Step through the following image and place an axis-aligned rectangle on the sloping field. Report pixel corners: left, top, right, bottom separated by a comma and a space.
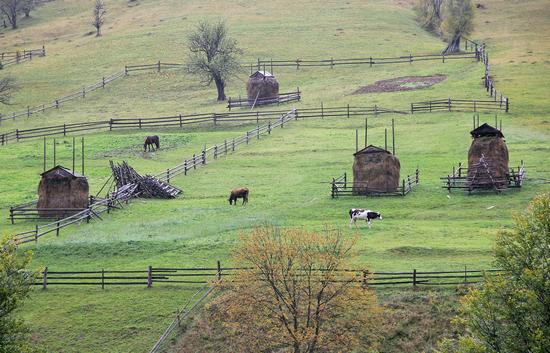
0, 0, 549, 352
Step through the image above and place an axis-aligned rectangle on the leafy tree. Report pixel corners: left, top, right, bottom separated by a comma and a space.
439, 192, 550, 353
0, 235, 35, 353
207, 227, 381, 353
416, 0, 443, 32
0, 77, 18, 105
186, 20, 242, 101
91, 0, 105, 37
441, 0, 475, 54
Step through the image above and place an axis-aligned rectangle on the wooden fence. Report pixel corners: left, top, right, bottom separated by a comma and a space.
0, 71, 124, 124
33, 262, 503, 289
410, 98, 509, 113
12, 187, 136, 244
0, 104, 406, 145
227, 90, 301, 110
441, 161, 525, 193
330, 168, 420, 198
248, 51, 479, 72
0, 46, 45, 68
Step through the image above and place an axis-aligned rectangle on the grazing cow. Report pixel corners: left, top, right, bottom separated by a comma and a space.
144, 135, 160, 152
229, 187, 249, 205
349, 208, 382, 228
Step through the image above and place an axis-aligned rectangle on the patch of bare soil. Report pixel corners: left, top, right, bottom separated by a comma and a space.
353, 75, 447, 94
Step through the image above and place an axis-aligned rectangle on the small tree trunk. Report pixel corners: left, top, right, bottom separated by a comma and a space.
214, 76, 226, 101
96, 26, 101, 37
443, 34, 461, 54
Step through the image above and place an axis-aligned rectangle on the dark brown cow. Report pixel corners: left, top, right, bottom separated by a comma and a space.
229, 187, 249, 205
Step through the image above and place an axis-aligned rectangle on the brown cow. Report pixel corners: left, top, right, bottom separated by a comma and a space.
228, 187, 249, 205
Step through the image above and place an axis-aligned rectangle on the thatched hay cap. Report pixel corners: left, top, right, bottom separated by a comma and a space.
470, 123, 504, 138
249, 70, 274, 79
353, 145, 391, 156
41, 165, 84, 178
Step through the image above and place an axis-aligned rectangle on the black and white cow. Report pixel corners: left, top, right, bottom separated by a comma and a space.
349, 208, 382, 228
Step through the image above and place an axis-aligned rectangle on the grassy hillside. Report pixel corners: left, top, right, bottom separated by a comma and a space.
0, 0, 549, 352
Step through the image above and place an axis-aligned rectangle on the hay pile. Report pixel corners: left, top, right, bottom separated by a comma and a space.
247, 71, 279, 101
37, 166, 89, 218
467, 136, 509, 188
353, 146, 401, 194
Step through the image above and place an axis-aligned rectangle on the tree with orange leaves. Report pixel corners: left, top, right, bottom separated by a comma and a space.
206, 227, 381, 353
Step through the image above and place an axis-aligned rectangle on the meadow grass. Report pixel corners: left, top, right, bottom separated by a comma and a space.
1, 0, 549, 351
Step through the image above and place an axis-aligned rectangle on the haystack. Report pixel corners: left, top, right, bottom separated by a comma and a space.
352, 145, 400, 194
247, 71, 279, 102
467, 124, 509, 189
37, 166, 89, 218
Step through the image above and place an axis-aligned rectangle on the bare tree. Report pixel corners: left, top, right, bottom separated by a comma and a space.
20, 0, 34, 18
416, 0, 444, 32
0, 0, 21, 29
0, 77, 18, 105
91, 0, 105, 37
187, 20, 243, 101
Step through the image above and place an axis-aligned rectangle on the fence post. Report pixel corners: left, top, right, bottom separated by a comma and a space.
109, 119, 113, 131
224, 139, 227, 154
124, 65, 128, 75
402, 179, 405, 196
448, 98, 451, 112
321, 102, 324, 119
413, 269, 417, 287
217, 260, 222, 280
506, 98, 509, 113
27, 106, 30, 118
82, 87, 86, 98
464, 265, 467, 284
331, 178, 336, 198
179, 114, 183, 127
147, 266, 153, 288
16, 129, 19, 141
167, 168, 170, 183
55, 99, 59, 109
102, 77, 105, 88
473, 100, 476, 112
9, 207, 13, 224
42, 267, 48, 290
193, 154, 196, 169
184, 159, 188, 175
56, 220, 60, 236
102, 269, 105, 289
347, 104, 350, 118
363, 270, 368, 287
157, 60, 161, 72
344, 172, 347, 188
202, 149, 206, 164
138, 118, 142, 129
214, 145, 218, 159
268, 121, 271, 134
410, 103, 414, 114
35, 225, 39, 242
246, 131, 249, 144
232, 138, 235, 151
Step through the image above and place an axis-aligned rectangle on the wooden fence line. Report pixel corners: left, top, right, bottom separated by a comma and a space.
0, 46, 46, 68
331, 168, 420, 198
227, 90, 301, 110
0, 104, 406, 145
410, 98, 509, 113
0, 71, 124, 124
33, 262, 504, 289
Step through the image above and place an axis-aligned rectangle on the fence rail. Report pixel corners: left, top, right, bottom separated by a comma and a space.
331, 168, 420, 198
227, 90, 301, 110
33, 262, 504, 289
0, 104, 406, 145
0, 46, 45, 68
410, 98, 509, 113
441, 161, 525, 193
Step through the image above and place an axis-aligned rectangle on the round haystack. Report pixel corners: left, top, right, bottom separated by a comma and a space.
467, 124, 509, 189
352, 145, 401, 194
247, 71, 279, 101
37, 166, 89, 218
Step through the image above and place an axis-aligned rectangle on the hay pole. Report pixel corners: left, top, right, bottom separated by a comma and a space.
392, 118, 395, 156
81, 138, 85, 176
384, 128, 388, 151
364, 117, 368, 147
43, 137, 46, 172
72, 137, 76, 173
355, 129, 358, 152
53, 138, 56, 167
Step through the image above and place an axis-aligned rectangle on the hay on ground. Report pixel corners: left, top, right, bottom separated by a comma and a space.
353, 145, 401, 194
37, 166, 89, 218
247, 71, 279, 101
467, 124, 509, 189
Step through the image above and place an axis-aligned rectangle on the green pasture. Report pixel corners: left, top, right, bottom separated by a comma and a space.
0, 0, 549, 352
